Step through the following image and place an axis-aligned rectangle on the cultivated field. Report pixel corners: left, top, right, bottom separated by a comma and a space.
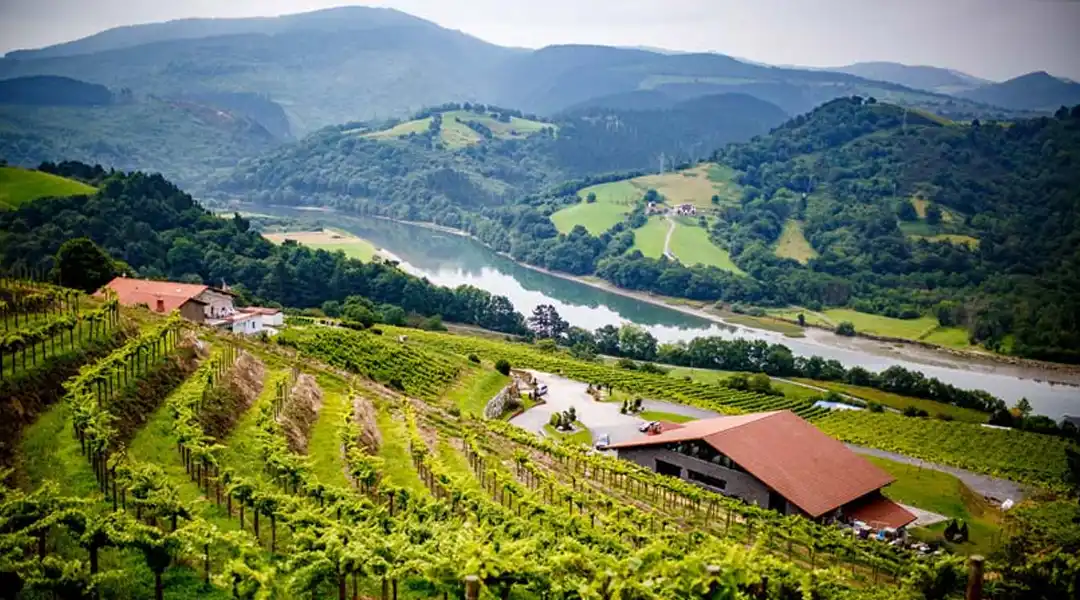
263, 228, 380, 261
0, 166, 96, 210
629, 216, 669, 258
363, 110, 553, 149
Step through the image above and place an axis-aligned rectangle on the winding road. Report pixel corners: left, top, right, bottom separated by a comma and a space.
662, 215, 677, 260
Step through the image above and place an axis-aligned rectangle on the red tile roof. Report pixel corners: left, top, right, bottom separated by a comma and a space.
608, 411, 895, 517
100, 277, 208, 313
845, 494, 917, 530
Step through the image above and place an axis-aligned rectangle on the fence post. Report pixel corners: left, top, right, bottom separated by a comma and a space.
464, 575, 480, 600
965, 555, 984, 600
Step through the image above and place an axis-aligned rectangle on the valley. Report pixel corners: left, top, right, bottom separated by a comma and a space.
1, 6, 1079, 599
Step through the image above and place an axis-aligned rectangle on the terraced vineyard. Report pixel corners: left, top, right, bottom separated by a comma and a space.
3, 278, 1073, 599
817, 410, 1079, 489
381, 326, 830, 420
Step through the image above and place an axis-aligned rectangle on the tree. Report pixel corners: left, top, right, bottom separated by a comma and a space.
1012, 398, 1033, 420
618, 324, 657, 361
527, 304, 567, 340
495, 359, 511, 376
925, 203, 942, 225
585, 192, 597, 204
835, 321, 856, 336
896, 199, 918, 222
797, 313, 805, 327
53, 238, 117, 292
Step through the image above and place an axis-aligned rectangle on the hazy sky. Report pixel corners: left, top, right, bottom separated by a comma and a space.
1, 0, 1078, 81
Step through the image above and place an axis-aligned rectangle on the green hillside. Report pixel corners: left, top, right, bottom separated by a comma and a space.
362, 109, 555, 149
0, 166, 95, 209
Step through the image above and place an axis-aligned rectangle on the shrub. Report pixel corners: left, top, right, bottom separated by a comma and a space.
835, 321, 856, 336
868, 401, 885, 413
616, 357, 638, 370
638, 362, 669, 375
903, 406, 929, 418
586, 192, 597, 203
549, 413, 561, 427
495, 359, 511, 376
468, 353, 481, 364
369, 328, 383, 335
535, 339, 558, 353
448, 406, 460, 417
935, 412, 955, 421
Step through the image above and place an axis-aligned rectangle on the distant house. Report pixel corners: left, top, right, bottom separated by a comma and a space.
674, 203, 697, 216
100, 277, 276, 335
607, 411, 916, 532
645, 201, 662, 215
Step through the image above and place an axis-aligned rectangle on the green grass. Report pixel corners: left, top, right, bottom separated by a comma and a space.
867, 456, 1001, 555
544, 421, 592, 446
791, 379, 988, 423
630, 216, 670, 258
435, 439, 483, 492
305, 373, 351, 488
444, 366, 511, 417
774, 219, 818, 264
909, 234, 980, 249
551, 180, 640, 235
920, 326, 975, 349
0, 166, 95, 210
374, 404, 429, 496
720, 314, 805, 337
638, 410, 696, 424
668, 222, 744, 274
263, 228, 379, 261
822, 309, 939, 339
19, 403, 100, 496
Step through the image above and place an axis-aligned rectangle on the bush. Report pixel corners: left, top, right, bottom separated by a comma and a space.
835, 321, 856, 336
549, 413, 561, 427
616, 357, 639, 370
448, 406, 461, 417
638, 362, 669, 375
935, 412, 955, 421
868, 401, 884, 413
534, 339, 558, 353
468, 353, 481, 364
902, 406, 929, 418
369, 328, 383, 335
495, 359, 511, 376
586, 192, 597, 204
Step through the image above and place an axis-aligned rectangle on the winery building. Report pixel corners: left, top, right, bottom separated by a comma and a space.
607, 411, 916, 531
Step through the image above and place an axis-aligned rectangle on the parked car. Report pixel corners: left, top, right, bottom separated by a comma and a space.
594, 434, 610, 449
638, 421, 658, 433
534, 383, 548, 397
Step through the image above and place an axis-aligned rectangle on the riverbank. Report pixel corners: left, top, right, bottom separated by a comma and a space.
368, 213, 1080, 386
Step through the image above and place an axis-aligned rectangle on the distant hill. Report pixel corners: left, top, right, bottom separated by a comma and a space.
0, 95, 279, 190
0, 75, 114, 106
0, 165, 96, 210
828, 62, 988, 95
0, 7, 1029, 135
959, 71, 1080, 111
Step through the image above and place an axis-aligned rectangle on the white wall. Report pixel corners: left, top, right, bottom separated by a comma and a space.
197, 289, 236, 319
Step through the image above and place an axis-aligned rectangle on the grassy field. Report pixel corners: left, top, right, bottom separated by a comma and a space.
668, 221, 744, 274
774, 219, 818, 264
638, 410, 696, 424
551, 180, 640, 235
263, 228, 380, 261
551, 162, 745, 235
363, 110, 552, 149
0, 166, 96, 210
630, 216, 670, 258
444, 366, 511, 417
719, 313, 805, 337
868, 456, 1001, 555
792, 379, 989, 423
768, 307, 975, 350
665, 366, 825, 403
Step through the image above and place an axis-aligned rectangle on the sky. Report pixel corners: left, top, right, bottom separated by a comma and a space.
1, 0, 1078, 81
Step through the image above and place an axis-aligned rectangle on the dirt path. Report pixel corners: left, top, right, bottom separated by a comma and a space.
845, 444, 1027, 502
662, 215, 677, 260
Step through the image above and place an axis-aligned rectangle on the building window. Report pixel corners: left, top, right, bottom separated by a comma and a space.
655, 459, 682, 478
687, 470, 726, 490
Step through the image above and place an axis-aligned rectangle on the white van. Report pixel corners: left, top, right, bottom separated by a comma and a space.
534, 383, 548, 397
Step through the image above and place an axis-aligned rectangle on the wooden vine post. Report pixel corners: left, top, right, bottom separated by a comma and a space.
965, 555, 984, 600
464, 575, 480, 600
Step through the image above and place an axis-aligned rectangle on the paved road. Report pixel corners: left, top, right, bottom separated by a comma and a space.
509, 371, 719, 446
846, 444, 1027, 503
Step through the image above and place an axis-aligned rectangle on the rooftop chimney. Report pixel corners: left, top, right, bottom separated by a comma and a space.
156, 298, 165, 312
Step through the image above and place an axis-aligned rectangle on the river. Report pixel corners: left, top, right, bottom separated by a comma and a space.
256, 207, 1080, 419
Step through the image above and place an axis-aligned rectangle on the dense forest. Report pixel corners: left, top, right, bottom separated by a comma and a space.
0, 163, 527, 335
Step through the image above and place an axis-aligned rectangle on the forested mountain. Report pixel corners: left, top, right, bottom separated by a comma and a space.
959, 71, 1080, 112
211, 99, 786, 211
257, 97, 1080, 363
0, 75, 114, 106
828, 62, 987, 95
0, 94, 280, 189
1, 6, 1029, 138
0, 163, 527, 333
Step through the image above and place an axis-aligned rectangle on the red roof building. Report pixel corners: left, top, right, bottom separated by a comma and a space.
608, 411, 916, 530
